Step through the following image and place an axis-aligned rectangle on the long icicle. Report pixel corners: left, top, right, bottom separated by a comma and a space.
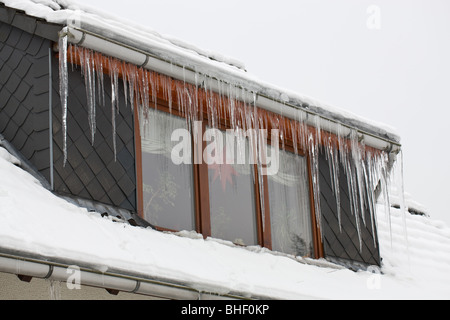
58, 30, 69, 166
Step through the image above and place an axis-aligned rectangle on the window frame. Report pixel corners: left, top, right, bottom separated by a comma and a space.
134, 75, 324, 258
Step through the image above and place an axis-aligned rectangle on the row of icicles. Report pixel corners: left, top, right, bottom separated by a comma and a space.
58, 36, 400, 254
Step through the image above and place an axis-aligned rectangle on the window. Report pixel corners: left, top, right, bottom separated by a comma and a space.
267, 149, 313, 257
139, 109, 195, 231
207, 129, 258, 246
131, 68, 319, 258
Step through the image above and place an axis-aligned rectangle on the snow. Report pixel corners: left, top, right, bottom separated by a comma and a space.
0, 146, 449, 299
0, 0, 400, 143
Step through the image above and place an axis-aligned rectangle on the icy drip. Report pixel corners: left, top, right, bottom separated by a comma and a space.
109, 58, 120, 161
78, 48, 97, 145
58, 33, 69, 166
363, 151, 378, 248
320, 122, 398, 252
392, 150, 410, 262
95, 53, 105, 108
323, 132, 342, 232
308, 115, 322, 233
349, 130, 364, 250
48, 279, 62, 300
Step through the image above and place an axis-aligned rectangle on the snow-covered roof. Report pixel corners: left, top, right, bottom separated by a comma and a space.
1, 145, 449, 299
0, 0, 400, 148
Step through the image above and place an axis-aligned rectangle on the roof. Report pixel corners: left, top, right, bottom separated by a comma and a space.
0, 0, 401, 149
0, 144, 449, 299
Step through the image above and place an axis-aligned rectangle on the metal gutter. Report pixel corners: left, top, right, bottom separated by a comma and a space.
61, 26, 401, 154
0, 251, 264, 300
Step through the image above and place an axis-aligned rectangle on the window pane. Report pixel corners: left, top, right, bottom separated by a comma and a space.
268, 149, 313, 257
208, 129, 257, 246
140, 110, 195, 231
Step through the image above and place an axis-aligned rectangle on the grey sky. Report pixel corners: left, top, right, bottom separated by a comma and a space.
75, 0, 450, 225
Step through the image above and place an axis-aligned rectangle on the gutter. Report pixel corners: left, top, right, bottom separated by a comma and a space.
61, 26, 401, 155
0, 252, 259, 300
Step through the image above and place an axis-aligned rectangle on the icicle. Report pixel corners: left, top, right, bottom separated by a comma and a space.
127, 66, 136, 112
58, 31, 69, 166
109, 58, 120, 161
121, 62, 128, 109
82, 48, 96, 145
324, 133, 342, 232
308, 115, 322, 234
351, 130, 367, 227
379, 152, 392, 248
95, 53, 105, 108
48, 279, 62, 300
363, 151, 377, 248
69, 43, 74, 72
346, 130, 363, 251
394, 150, 410, 264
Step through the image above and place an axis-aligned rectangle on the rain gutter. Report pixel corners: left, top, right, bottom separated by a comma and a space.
0, 251, 265, 300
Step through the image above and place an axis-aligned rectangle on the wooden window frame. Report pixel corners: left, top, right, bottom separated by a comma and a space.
133, 76, 324, 257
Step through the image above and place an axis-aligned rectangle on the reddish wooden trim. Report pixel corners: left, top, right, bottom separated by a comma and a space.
253, 164, 264, 246
196, 121, 211, 238
307, 152, 324, 259
261, 172, 272, 250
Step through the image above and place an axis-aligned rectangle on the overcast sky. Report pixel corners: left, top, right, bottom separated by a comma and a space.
74, 0, 450, 225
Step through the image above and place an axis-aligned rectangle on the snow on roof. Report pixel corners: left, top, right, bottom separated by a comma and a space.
1, 146, 449, 299
0, 0, 400, 145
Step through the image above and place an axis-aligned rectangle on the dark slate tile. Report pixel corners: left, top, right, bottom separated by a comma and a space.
66, 143, 83, 170
14, 56, 32, 78
0, 21, 12, 42
118, 174, 135, 197
0, 44, 13, 63
33, 111, 51, 133
13, 79, 32, 103
5, 72, 21, 93
3, 119, 19, 141
15, 29, 32, 51
31, 129, 50, 151
0, 8, 15, 25
74, 134, 93, 159
25, 35, 43, 56
86, 150, 104, 175
74, 160, 95, 186
117, 146, 134, 170
0, 88, 13, 113
30, 149, 50, 171
86, 178, 106, 202
32, 54, 49, 78
0, 96, 19, 119
11, 126, 28, 150
107, 184, 126, 206
11, 12, 36, 35
5, 49, 24, 71
107, 161, 126, 182
5, 25, 21, 47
